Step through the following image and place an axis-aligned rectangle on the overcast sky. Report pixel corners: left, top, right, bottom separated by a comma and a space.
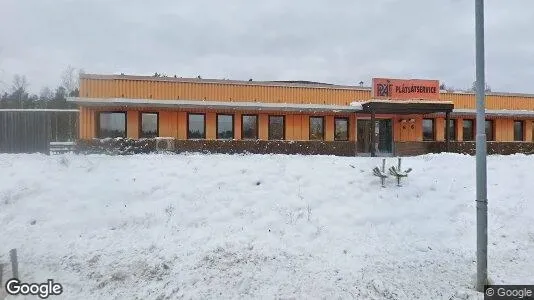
1, 0, 534, 94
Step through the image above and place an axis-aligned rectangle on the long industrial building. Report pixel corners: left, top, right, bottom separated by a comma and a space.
68, 74, 534, 156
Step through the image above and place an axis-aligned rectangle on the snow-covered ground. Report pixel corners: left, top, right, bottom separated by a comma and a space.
1, 153, 533, 299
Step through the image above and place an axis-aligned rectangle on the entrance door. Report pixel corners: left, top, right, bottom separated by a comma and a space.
357, 119, 393, 154
377, 119, 393, 153
357, 120, 373, 153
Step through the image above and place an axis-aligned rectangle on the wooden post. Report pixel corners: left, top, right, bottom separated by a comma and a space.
10, 249, 18, 279
371, 111, 376, 157
445, 111, 451, 152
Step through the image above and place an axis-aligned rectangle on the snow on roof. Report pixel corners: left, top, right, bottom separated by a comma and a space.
349, 101, 363, 109
68, 97, 363, 112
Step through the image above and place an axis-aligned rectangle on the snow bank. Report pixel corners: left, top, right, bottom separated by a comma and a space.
0, 153, 532, 299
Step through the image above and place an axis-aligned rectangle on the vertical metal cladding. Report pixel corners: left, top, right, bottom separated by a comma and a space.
441, 92, 534, 110
79, 77, 373, 105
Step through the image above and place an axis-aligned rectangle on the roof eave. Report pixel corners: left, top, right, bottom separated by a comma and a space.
67, 97, 362, 113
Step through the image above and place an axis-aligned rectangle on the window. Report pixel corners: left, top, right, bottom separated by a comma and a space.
444, 119, 456, 141
309, 116, 324, 140
422, 119, 435, 141
217, 114, 234, 139
485, 120, 494, 141
242, 115, 258, 140
140, 112, 158, 138
462, 119, 474, 141
268, 115, 284, 140
334, 117, 349, 141
98, 112, 126, 138
514, 120, 524, 141
188, 113, 205, 139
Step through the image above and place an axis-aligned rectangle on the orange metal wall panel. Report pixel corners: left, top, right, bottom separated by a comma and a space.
456, 118, 464, 141
350, 115, 357, 142
301, 115, 310, 141
296, 114, 305, 140
158, 111, 169, 137
436, 117, 445, 141
496, 119, 514, 141
398, 119, 408, 141
177, 112, 187, 139
285, 115, 295, 140
79, 79, 87, 97
159, 111, 178, 138
525, 121, 533, 142
258, 114, 268, 140
127, 111, 139, 139
206, 112, 216, 139
396, 116, 413, 142
88, 108, 96, 138
234, 112, 242, 140
83, 108, 89, 139
454, 118, 462, 141
442, 92, 534, 110
325, 115, 334, 141
79, 78, 378, 105
393, 116, 400, 141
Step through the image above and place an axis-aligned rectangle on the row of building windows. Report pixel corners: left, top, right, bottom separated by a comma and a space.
97, 112, 350, 141
422, 119, 530, 141
98, 112, 532, 142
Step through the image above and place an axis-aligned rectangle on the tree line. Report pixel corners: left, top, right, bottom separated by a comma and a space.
0, 66, 82, 110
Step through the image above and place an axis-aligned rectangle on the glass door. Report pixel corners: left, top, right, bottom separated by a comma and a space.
377, 119, 393, 153
357, 119, 393, 154
357, 120, 373, 153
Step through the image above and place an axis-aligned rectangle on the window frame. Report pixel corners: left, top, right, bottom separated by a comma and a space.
334, 117, 349, 141
309, 116, 325, 141
216, 113, 234, 140
462, 119, 475, 141
422, 118, 435, 141
445, 118, 457, 141
513, 120, 525, 141
97, 111, 127, 138
268, 115, 285, 140
187, 113, 206, 139
139, 112, 159, 138
485, 119, 495, 141
241, 114, 259, 140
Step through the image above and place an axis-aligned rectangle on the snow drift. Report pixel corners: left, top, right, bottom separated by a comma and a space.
0, 153, 532, 299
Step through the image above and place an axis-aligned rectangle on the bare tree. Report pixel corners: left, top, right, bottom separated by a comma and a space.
61, 65, 84, 96
39, 86, 53, 99
11, 75, 29, 108
0, 68, 8, 92
470, 81, 491, 93
11, 74, 28, 92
